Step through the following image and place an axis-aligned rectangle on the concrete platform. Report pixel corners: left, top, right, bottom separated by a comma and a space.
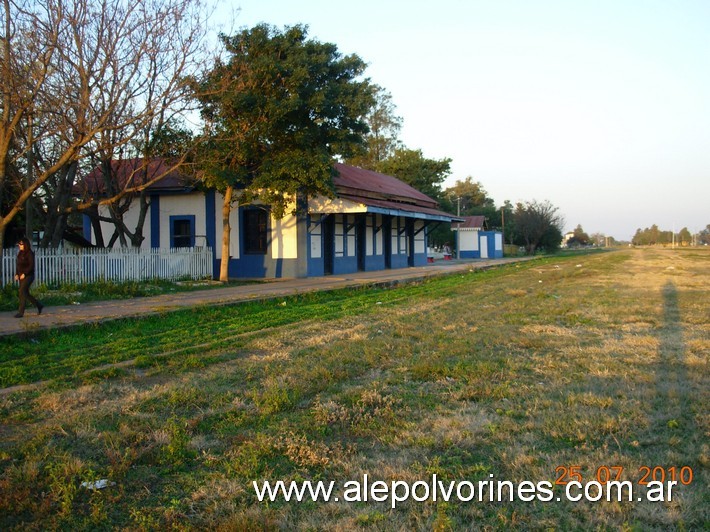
0, 257, 532, 337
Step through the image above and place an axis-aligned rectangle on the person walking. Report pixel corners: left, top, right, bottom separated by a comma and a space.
14, 237, 43, 318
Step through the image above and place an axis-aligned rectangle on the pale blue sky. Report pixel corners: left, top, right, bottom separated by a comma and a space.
217, 0, 709, 240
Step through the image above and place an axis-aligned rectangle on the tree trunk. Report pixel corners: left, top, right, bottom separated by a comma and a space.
295, 190, 309, 278
219, 185, 233, 282
128, 192, 150, 248
39, 161, 79, 248
86, 205, 105, 247
0, 223, 5, 285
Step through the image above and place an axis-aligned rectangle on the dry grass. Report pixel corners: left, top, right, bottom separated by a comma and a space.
0, 248, 707, 530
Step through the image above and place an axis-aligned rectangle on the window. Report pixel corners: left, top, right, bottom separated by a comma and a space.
170, 216, 195, 248
243, 208, 268, 254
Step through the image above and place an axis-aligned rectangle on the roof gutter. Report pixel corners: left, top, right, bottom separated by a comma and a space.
363, 205, 463, 223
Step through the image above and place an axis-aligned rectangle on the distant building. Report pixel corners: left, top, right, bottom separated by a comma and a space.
562, 231, 575, 246
453, 216, 503, 259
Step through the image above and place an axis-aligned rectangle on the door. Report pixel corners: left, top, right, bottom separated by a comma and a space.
323, 215, 335, 275
383, 217, 392, 269
356, 216, 366, 271
406, 219, 415, 267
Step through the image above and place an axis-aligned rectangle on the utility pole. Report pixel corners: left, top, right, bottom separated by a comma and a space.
501, 205, 505, 246
448, 193, 462, 259
455, 196, 461, 259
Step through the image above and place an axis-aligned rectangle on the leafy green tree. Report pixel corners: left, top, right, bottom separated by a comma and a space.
144, 119, 196, 159
567, 224, 590, 246
631, 227, 649, 246
442, 177, 495, 216
678, 227, 692, 245
347, 85, 402, 169
195, 24, 374, 280
512, 200, 564, 255
650, 225, 662, 244
375, 148, 451, 201
540, 222, 565, 253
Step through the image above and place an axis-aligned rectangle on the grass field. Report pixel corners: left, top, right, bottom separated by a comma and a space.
0, 248, 707, 530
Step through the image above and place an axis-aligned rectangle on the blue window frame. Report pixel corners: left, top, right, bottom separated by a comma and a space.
170, 215, 195, 248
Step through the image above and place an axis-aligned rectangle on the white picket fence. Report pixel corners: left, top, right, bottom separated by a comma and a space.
1, 246, 214, 287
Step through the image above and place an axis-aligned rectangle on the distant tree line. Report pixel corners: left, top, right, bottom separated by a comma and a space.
632, 225, 700, 246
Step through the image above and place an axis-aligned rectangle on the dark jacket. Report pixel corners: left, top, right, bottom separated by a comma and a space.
16, 249, 35, 277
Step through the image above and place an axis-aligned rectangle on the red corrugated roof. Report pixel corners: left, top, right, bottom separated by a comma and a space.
333, 163, 438, 208
76, 158, 193, 196
458, 215, 486, 229
332, 163, 459, 221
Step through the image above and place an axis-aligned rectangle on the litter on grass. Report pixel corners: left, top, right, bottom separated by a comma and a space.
81, 479, 115, 490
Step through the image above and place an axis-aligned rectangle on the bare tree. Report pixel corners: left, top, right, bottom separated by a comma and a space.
1, 0, 57, 246
0, 0, 212, 257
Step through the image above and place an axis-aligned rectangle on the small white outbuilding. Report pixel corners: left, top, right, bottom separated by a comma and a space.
453, 216, 504, 259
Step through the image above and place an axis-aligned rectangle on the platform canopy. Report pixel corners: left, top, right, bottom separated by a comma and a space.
309, 163, 463, 223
